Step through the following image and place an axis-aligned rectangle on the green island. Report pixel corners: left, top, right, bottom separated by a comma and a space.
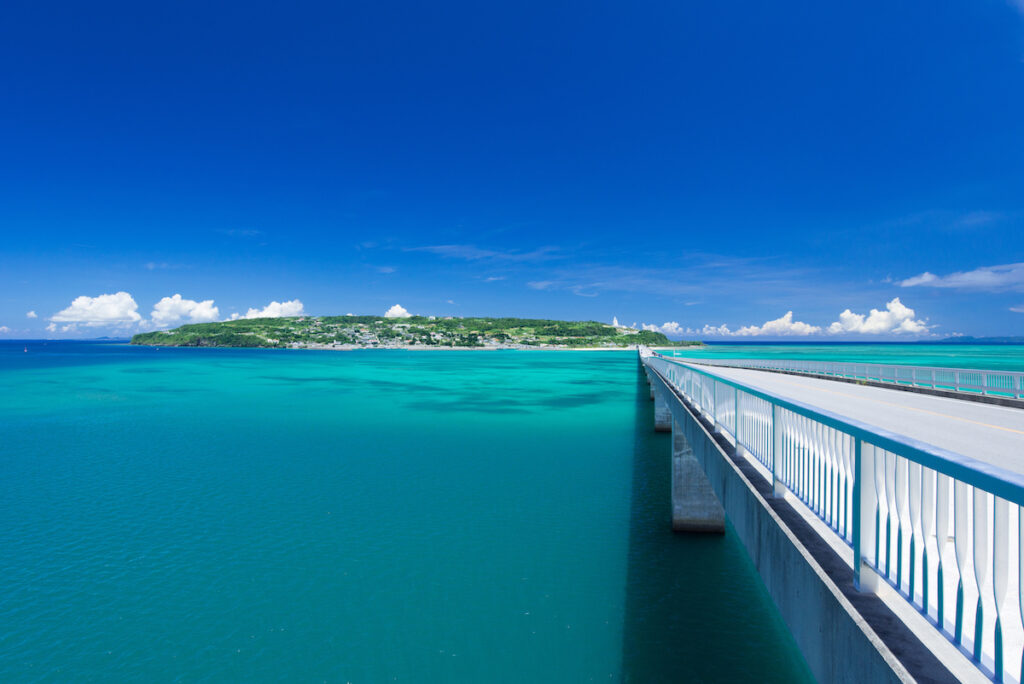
130, 316, 700, 350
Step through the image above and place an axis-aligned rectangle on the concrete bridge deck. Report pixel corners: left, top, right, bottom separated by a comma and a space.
689, 363, 1024, 476
643, 351, 1024, 683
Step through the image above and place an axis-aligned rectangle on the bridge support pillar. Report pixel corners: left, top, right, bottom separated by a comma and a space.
653, 388, 672, 432
672, 419, 725, 534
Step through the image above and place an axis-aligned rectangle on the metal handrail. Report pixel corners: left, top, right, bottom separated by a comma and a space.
641, 347, 1024, 682
659, 354, 1024, 399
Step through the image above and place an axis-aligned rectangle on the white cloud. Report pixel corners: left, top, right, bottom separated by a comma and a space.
735, 311, 821, 336
642, 321, 686, 336
384, 304, 412, 319
239, 299, 305, 319
26, 311, 37, 319
150, 294, 220, 328
0, 326, 9, 333
827, 298, 928, 335
484, 276, 505, 282
46, 322, 57, 332
51, 292, 142, 327
377, 266, 396, 274
527, 281, 554, 290
684, 314, 818, 338
407, 244, 558, 262
900, 263, 1024, 291
1010, 305, 1024, 314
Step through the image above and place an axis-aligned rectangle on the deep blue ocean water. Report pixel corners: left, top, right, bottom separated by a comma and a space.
0, 342, 813, 682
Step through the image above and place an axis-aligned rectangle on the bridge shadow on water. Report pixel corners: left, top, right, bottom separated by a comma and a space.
620, 372, 815, 683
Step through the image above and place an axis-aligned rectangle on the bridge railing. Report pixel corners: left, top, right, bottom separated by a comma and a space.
659, 354, 1024, 399
643, 349, 1024, 682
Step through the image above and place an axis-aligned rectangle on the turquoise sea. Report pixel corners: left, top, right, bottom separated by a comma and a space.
663, 343, 1024, 371
0, 342, 812, 683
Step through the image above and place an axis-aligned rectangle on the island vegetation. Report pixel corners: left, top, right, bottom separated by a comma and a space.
130, 316, 702, 350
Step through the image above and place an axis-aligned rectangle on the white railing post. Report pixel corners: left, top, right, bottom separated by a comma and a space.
993, 497, 1008, 680
972, 490, 991, 662
772, 403, 784, 497
854, 439, 879, 591
734, 387, 740, 446
935, 473, 951, 630
713, 380, 722, 434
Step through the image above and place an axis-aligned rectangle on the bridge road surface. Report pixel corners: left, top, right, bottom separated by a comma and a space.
679, 363, 1024, 477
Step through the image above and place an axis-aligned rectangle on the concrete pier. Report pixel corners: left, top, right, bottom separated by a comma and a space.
653, 388, 672, 432
671, 419, 725, 533
644, 370, 655, 399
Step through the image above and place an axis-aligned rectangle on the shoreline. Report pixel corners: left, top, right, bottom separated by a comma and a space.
126, 339, 706, 352
132, 343, 652, 352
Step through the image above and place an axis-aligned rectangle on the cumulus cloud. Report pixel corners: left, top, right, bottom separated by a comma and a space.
150, 294, 220, 328
900, 263, 1024, 291
51, 292, 142, 327
827, 298, 927, 335
642, 298, 932, 339
26, 311, 37, 319
699, 324, 733, 337
642, 321, 686, 336
384, 304, 412, 318
678, 313, 819, 338
735, 311, 821, 336
0, 326, 9, 333
235, 299, 305, 319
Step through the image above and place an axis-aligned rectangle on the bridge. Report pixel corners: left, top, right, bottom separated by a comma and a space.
639, 347, 1024, 684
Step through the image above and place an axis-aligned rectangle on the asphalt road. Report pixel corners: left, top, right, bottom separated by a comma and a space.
683, 364, 1024, 477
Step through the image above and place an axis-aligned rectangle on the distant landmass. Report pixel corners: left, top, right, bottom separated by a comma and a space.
935, 336, 1024, 345
130, 316, 700, 350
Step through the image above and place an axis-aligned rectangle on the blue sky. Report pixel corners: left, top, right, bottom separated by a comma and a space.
2, 1, 1023, 339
